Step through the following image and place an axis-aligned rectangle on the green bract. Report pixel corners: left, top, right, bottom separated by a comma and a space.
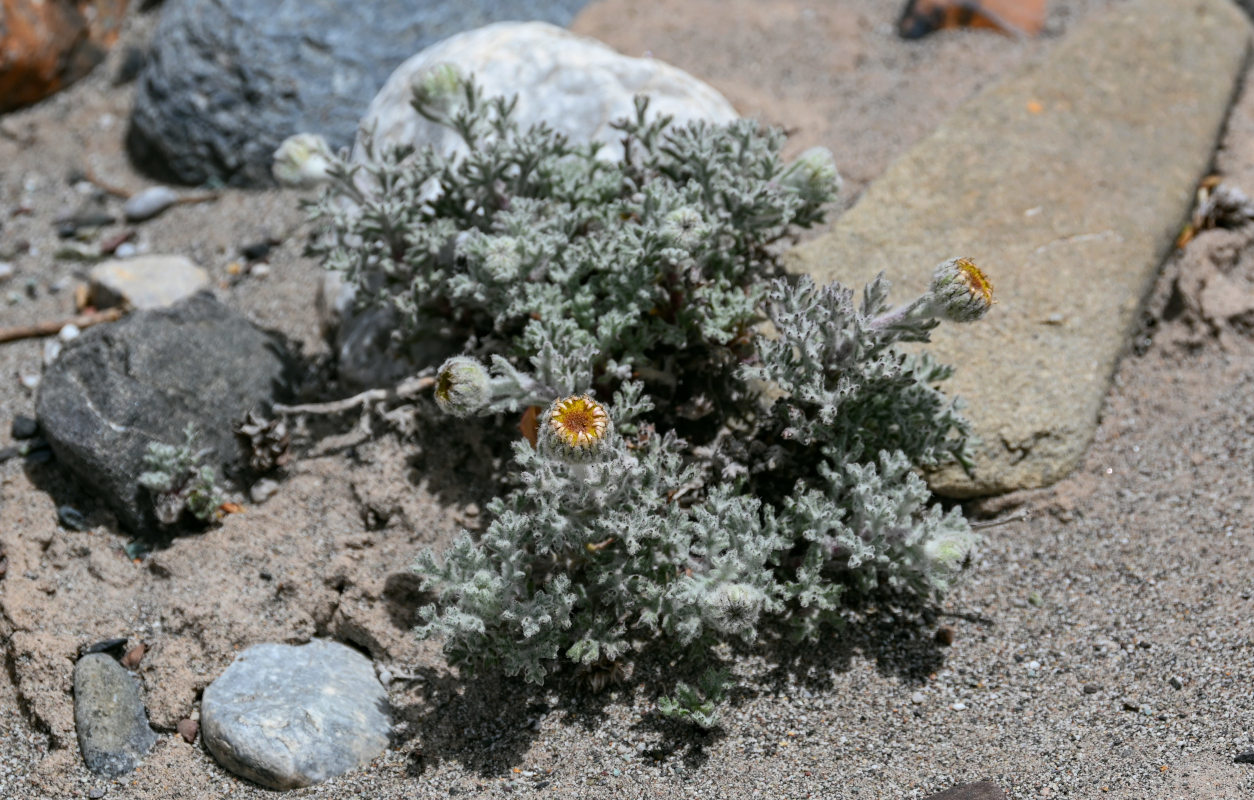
306, 79, 988, 728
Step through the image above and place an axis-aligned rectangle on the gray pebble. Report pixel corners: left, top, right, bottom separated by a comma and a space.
1236, 750, 1254, 764
58, 505, 90, 531
249, 478, 279, 504
201, 639, 390, 789
10, 415, 38, 440
123, 186, 180, 222
1168, 675, 1184, 690
73, 654, 157, 777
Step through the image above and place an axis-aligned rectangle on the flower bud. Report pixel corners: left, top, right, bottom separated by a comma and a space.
927, 257, 994, 323
411, 63, 464, 115
661, 207, 708, 250
781, 146, 841, 201
272, 133, 335, 189
701, 581, 763, 634
434, 357, 491, 417
923, 528, 976, 572
538, 395, 612, 463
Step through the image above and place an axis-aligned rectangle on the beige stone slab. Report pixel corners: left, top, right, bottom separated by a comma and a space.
787, 0, 1251, 496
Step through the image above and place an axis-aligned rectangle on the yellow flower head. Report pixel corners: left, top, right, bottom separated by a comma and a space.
540, 395, 612, 463
929, 257, 994, 323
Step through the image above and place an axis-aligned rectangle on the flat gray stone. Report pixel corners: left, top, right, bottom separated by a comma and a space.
201, 639, 390, 790
89, 255, 209, 310
787, 0, 1251, 496
74, 654, 157, 778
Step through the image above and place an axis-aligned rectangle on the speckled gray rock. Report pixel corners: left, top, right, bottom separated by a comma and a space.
126, 0, 592, 186
201, 640, 390, 789
36, 293, 292, 533
74, 654, 157, 778
88, 255, 209, 310
355, 21, 737, 164
786, 0, 1250, 496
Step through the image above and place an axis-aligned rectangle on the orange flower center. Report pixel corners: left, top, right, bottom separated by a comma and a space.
956, 258, 994, 304
549, 396, 609, 448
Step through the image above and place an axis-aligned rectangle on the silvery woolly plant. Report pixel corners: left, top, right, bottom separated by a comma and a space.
303, 71, 995, 727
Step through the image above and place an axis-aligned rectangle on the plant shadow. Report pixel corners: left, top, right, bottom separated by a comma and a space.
390, 591, 989, 781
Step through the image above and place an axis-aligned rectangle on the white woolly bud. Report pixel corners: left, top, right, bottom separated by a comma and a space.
701, 582, 763, 635
434, 357, 491, 417
926, 257, 994, 323
781, 146, 841, 200
411, 63, 465, 114
923, 528, 976, 572
538, 395, 612, 464
272, 133, 335, 189
661, 207, 708, 250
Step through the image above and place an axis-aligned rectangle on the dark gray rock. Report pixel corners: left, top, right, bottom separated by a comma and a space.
36, 292, 292, 534
10, 415, 38, 439
74, 654, 157, 778
127, 0, 592, 187
201, 639, 390, 789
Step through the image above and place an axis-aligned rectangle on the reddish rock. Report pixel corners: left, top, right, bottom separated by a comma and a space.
176, 718, 198, 744
0, 0, 129, 113
120, 643, 146, 669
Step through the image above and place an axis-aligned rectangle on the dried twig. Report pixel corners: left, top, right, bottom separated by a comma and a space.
0, 307, 124, 345
82, 164, 219, 206
272, 375, 435, 416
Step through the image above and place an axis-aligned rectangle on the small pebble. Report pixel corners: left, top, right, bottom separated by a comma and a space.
911, 691, 926, 705
1122, 699, 1141, 713
1235, 750, 1254, 764
10, 415, 38, 440
89, 787, 106, 799
81, 638, 128, 659
18, 373, 40, 391
43, 339, 62, 366
1168, 675, 1184, 690
113, 46, 146, 85
1083, 684, 1101, 694
1026, 660, 1041, 671
59, 323, 81, 342
177, 718, 199, 744
250, 478, 280, 504
124, 186, 180, 222
951, 702, 967, 711
120, 643, 146, 670
114, 242, 138, 259
249, 263, 271, 278
58, 505, 90, 531
934, 625, 955, 646
240, 239, 277, 261
0, 262, 12, 282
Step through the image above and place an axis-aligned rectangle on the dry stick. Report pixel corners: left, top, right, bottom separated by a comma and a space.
82, 164, 219, 205
272, 375, 435, 416
0, 307, 124, 345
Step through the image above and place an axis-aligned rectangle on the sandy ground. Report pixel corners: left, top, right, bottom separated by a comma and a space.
1, 0, 1252, 798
